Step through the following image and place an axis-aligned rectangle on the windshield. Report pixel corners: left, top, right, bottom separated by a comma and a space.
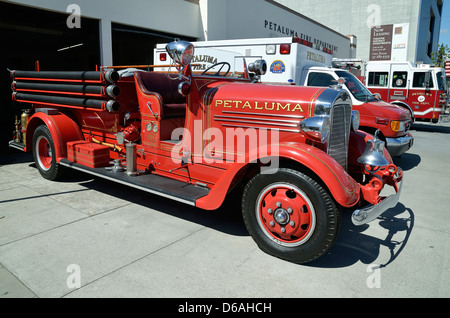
190, 48, 248, 78
335, 70, 378, 102
436, 71, 448, 92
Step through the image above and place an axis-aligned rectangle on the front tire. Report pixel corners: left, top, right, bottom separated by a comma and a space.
242, 168, 340, 264
32, 125, 64, 181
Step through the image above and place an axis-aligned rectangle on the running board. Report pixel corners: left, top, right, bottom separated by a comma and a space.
59, 159, 209, 206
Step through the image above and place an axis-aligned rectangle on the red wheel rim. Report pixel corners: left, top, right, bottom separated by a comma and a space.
256, 183, 316, 247
36, 136, 52, 171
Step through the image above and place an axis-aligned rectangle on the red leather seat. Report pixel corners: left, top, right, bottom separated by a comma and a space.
134, 71, 186, 119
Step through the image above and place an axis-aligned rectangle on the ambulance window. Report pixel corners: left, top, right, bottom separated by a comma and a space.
413, 72, 434, 88
307, 72, 335, 87
392, 72, 408, 88
368, 72, 389, 87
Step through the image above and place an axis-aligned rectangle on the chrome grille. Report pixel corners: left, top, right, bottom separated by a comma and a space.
327, 103, 352, 170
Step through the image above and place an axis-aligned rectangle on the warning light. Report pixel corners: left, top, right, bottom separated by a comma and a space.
280, 44, 291, 55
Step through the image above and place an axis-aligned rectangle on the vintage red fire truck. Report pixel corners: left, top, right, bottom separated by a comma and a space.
155, 37, 414, 157
364, 61, 449, 123
8, 40, 403, 264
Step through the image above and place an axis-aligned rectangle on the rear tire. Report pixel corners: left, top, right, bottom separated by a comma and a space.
242, 168, 340, 264
32, 125, 64, 181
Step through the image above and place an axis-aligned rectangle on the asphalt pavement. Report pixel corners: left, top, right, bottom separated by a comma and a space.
1, 122, 450, 299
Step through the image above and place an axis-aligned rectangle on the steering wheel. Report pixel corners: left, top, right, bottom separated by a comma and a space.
201, 62, 231, 76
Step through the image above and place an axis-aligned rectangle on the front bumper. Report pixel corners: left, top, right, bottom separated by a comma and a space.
352, 167, 403, 226
385, 134, 414, 157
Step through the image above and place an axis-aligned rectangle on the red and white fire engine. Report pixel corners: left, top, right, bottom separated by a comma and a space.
155, 37, 414, 157
364, 61, 449, 123
8, 39, 403, 264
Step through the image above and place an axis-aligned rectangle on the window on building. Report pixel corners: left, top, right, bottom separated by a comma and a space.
112, 23, 195, 67
368, 72, 389, 87
413, 72, 434, 88
392, 71, 408, 88
428, 9, 436, 57
307, 72, 335, 87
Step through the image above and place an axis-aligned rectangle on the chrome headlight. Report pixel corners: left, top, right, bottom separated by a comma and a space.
300, 116, 331, 144
351, 110, 360, 132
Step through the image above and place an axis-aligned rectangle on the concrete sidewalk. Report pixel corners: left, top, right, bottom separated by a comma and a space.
1, 122, 450, 298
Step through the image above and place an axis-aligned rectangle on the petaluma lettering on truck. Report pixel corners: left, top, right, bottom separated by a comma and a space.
214, 100, 305, 112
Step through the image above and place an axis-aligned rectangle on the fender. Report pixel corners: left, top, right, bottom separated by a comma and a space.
390, 101, 415, 122
195, 141, 362, 210
26, 110, 83, 161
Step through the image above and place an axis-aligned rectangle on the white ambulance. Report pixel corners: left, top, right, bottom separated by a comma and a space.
154, 37, 414, 156
154, 37, 334, 85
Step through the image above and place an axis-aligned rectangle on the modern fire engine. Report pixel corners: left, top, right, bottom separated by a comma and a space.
364, 61, 449, 123
155, 37, 414, 157
8, 39, 403, 264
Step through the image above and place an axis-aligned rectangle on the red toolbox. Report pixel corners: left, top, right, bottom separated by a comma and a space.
67, 140, 110, 168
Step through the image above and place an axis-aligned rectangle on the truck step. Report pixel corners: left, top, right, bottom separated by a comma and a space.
59, 159, 209, 206
9, 141, 26, 151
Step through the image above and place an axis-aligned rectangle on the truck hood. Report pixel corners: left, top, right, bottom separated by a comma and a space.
201, 81, 343, 118
356, 100, 411, 121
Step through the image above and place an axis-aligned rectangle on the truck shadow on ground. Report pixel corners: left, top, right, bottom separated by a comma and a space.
411, 122, 450, 134
307, 203, 414, 268
4, 151, 414, 268
64, 169, 414, 268
393, 153, 421, 171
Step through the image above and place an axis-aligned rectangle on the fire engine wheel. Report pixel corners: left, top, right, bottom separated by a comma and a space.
242, 168, 340, 264
32, 125, 64, 181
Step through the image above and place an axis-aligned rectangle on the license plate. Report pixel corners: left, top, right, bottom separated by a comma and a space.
439, 115, 450, 123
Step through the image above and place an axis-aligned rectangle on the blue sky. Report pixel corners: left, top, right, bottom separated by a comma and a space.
440, 1, 450, 47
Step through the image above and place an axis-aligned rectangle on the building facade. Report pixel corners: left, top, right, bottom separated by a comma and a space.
275, 0, 444, 65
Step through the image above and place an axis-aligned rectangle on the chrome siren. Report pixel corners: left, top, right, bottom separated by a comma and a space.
165, 39, 195, 66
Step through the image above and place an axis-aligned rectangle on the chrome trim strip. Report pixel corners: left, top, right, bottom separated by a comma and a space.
221, 123, 300, 133
222, 110, 305, 119
216, 118, 299, 128
214, 115, 301, 124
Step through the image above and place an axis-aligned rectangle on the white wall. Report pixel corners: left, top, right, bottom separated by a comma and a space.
201, 0, 352, 58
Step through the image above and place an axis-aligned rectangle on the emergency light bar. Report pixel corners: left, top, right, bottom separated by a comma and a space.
292, 37, 313, 47
269, 37, 333, 55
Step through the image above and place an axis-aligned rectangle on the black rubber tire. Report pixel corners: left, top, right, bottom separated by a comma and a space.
242, 168, 341, 264
32, 125, 65, 181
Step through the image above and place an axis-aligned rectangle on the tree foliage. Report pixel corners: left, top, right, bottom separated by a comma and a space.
431, 43, 450, 67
